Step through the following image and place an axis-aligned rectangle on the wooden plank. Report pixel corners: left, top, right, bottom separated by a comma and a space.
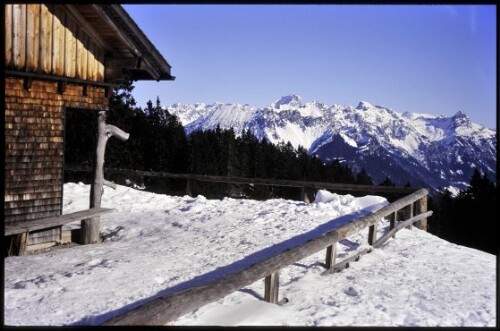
372, 211, 433, 249
77, 28, 88, 80
264, 272, 279, 304
39, 4, 52, 74
88, 40, 97, 81
5, 207, 114, 236
64, 15, 77, 78
51, 5, 65, 76
5, 4, 13, 66
28, 227, 61, 245
104, 189, 429, 325
12, 4, 26, 69
324, 243, 337, 270
96, 46, 105, 81
26, 4, 40, 72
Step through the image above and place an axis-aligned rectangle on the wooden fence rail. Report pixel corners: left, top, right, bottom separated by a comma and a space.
65, 165, 416, 195
103, 188, 431, 325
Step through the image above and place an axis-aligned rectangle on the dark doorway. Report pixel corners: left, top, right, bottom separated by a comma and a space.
64, 108, 98, 184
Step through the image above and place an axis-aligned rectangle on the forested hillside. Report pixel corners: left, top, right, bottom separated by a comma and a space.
65, 81, 380, 200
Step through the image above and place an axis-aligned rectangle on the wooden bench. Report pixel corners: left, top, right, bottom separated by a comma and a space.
5, 207, 114, 256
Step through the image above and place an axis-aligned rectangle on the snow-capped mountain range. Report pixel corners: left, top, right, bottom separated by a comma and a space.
166, 95, 496, 192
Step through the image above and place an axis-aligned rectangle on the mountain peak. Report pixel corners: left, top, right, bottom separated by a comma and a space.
452, 110, 470, 127
356, 101, 375, 110
273, 94, 303, 109
452, 110, 467, 119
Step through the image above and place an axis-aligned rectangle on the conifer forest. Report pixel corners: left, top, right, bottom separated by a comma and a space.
64, 82, 497, 255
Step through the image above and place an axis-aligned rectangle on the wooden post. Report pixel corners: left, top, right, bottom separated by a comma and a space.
388, 212, 396, 238
301, 187, 310, 203
325, 243, 337, 271
415, 195, 428, 231
8, 232, 28, 256
81, 111, 129, 245
405, 203, 414, 230
264, 272, 279, 304
368, 224, 377, 245
186, 179, 192, 197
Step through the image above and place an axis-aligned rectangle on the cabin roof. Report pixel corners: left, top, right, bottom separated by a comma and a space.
73, 4, 175, 82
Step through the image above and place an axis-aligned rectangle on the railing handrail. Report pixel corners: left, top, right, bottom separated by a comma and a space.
65, 164, 416, 195
103, 188, 430, 325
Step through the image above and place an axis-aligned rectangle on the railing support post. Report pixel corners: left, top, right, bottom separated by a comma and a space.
405, 203, 414, 230
186, 179, 193, 197
325, 243, 337, 271
368, 223, 377, 245
415, 195, 428, 231
264, 272, 280, 304
388, 212, 396, 238
301, 186, 310, 204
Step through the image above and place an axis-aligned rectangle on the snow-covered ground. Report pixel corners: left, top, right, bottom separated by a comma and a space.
4, 183, 496, 326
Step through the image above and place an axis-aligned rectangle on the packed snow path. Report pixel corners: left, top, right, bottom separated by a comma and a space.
4, 183, 496, 326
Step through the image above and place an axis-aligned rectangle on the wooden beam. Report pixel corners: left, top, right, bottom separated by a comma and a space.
301, 187, 310, 204
322, 248, 373, 275
7, 231, 27, 257
264, 272, 280, 304
90, 5, 142, 58
415, 196, 428, 231
105, 86, 113, 99
103, 189, 429, 325
65, 165, 417, 195
368, 223, 377, 245
82, 111, 128, 245
324, 243, 337, 271
57, 80, 66, 94
23, 77, 33, 91
405, 203, 414, 230
186, 179, 193, 197
5, 207, 114, 236
65, 5, 111, 52
388, 212, 396, 239
5, 70, 119, 89
372, 211, 433, 249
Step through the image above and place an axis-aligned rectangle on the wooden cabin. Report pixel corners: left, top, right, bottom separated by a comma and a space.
4, 4, 174, 252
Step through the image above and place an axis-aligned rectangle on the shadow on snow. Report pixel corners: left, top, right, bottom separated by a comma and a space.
71, 206, 382, 325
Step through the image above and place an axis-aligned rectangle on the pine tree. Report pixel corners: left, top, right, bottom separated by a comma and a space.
379, 176, 395, 187
356, 168, 374, 185
431, 168, 498, 255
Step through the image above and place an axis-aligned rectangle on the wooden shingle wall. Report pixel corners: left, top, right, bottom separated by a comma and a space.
5, 4, 105, 82
5, 77, 108, 245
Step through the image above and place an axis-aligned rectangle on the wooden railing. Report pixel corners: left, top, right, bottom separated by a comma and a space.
99, 185, 431, 325
65, 165, 416, 197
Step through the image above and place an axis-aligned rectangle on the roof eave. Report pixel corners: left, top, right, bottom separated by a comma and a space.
93, 4, 174, 82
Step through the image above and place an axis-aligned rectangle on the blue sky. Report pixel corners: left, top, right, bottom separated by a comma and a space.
124, 5, 496, 129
